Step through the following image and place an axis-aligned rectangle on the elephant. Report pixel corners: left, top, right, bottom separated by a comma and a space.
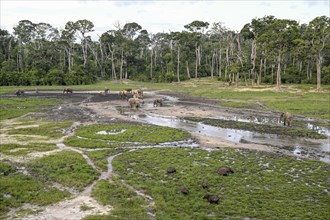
153, 98, 163, 107
128, 98, 144, 109
132, 89, 143, 98
119, 90, 128, 100
15, 89, 25, 96
100, 89, 110, 96
63, 88, 73, 94
280, 112, 293, 126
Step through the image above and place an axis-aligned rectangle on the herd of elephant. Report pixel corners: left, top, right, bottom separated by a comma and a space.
14, 88, 293, 126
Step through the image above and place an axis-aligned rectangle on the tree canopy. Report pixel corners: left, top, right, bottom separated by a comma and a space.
0, 16, 329, 89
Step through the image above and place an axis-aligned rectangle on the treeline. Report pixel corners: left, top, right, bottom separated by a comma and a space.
0, 16, 329, 90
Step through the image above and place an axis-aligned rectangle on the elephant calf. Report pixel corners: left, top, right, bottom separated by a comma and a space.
280, 112, 293, 126
153, 98, 163, 107
100, 88, 110, 96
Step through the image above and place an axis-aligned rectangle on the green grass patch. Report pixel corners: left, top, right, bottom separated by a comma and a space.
87, 178, 150, 220
111, 147, 330, 219
8, 121, 73, 139
219, 101, 253, 108
74, 123, 191, 144
0, 97, 62, 120
27, 151, 99, 191
185, 117, 326, 139
64, 136, 128, 149
84, 149, 128, 171
0, 161, 70, 218
0, 143, 57, 156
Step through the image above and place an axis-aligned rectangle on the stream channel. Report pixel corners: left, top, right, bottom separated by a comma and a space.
116, 95, 330, 163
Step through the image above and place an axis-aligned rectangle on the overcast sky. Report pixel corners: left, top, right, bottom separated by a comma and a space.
1, 0, 329, 39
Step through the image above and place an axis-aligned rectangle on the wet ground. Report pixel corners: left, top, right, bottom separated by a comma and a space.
6, 89, 329, 163
2, 89, 330, 219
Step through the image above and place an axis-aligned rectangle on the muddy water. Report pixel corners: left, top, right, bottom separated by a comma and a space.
117, 107, 330, 162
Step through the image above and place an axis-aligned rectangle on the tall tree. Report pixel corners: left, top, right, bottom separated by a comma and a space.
306, 16, 330, 91
259, 19, 299, 89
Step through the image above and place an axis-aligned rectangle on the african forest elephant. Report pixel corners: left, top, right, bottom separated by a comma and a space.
15, 89, 25, 96
63, 88, 73, 94
280, 112, 293, 126
153, 98, 163, 107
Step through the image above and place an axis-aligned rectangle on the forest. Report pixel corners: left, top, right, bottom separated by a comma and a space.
0, 15, 329, 90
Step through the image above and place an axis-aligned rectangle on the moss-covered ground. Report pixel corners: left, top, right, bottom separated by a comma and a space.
101, 147, 330, 220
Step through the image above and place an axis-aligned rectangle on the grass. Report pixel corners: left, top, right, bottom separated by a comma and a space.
184, 117, 327, 139
27, 151, 99, 191
84, 149, 128, 171
219, 101, 254, 108
74, 123, 192, 144
0, 143, 57, 156
0, 97, 63, 120
110, 147, 330, 219
7, 121, 73, 139
86, 177, 150, 220
0, 160, 70, 218
64, 136, 128, 149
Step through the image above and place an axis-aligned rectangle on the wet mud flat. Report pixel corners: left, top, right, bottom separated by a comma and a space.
4, 90, 330, 162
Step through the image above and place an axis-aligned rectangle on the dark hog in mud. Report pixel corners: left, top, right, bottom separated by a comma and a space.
280, 112, 293, 127
15, 89, 25, 96
203, 194, 220, 204
153, 98, 163, 107
63, 88, 73, 94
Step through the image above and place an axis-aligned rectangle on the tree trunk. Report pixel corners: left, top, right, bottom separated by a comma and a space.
251, 39, 257, 86
257, 59, 262, 85
218, 48, 222, 78
276, 50, 282, 89
306, 59, 310, 79
177, 46, 180, 82
111, 50, 116, 80
120, 49, 124, 82
186, 61, 191, 79
316, 52, 322, 91
150, 49, 153, 80
195, 44, 199, 78
211, 51, 215, 79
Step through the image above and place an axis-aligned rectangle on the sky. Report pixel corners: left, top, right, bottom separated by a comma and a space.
1, 0, 329, 39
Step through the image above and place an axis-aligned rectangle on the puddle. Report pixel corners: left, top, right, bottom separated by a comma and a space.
96, 129, 126, 135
